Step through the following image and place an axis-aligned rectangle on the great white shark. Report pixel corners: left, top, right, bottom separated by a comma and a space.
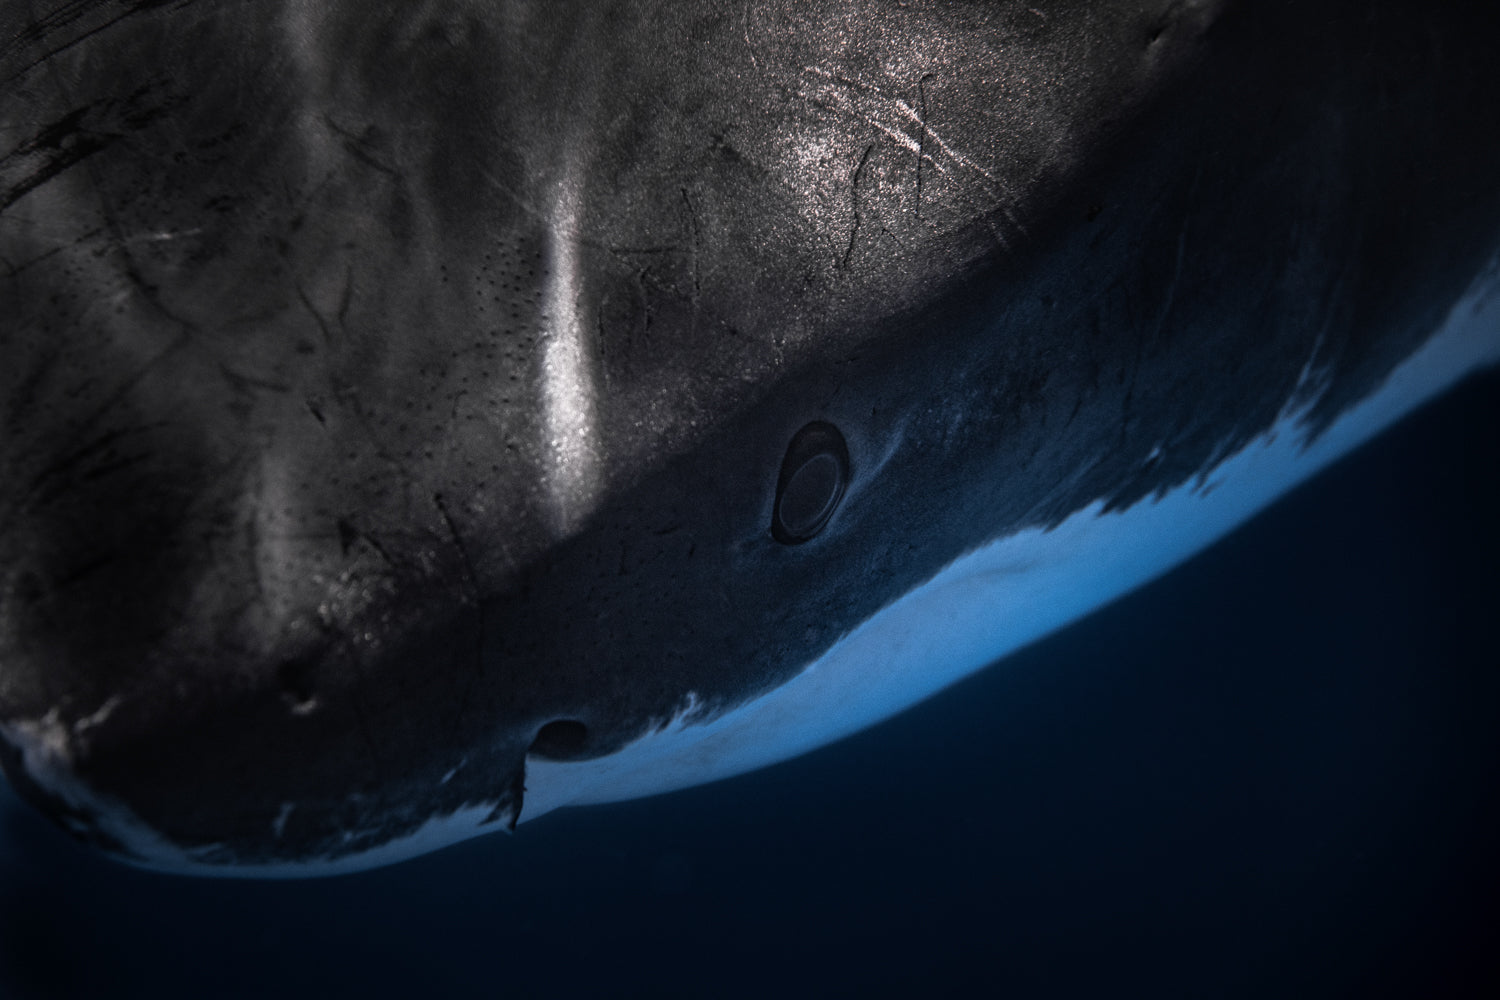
0, 0, 1496, 876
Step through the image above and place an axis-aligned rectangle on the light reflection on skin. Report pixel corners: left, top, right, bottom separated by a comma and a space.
539, 157, 605, 539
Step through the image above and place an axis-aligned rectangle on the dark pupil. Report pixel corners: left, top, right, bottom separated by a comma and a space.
780, 454, 841, 537
772, 422, 849, 544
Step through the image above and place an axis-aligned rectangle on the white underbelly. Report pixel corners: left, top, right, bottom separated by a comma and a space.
520, 260, 1500, 823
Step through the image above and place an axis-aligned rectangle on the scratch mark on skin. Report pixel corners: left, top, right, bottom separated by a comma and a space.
68, 328, 193, 453
320, 115, 402, 181
4, 70, 179, 214
336, 265, 354, 332
219, 364, 292, 396
915, 73, 933, 220
801, 66, 1015, 199
357, 531, 398, 571
114, 227, 204, 245
75, 450, 151, 484
2, 1, 193, 87
434, 492, 487, 732
742, 5, 761, 74
296, 281, 334, 347
8, 421, 167, 524
26, 58, 201, 365
842, 144, 875, 269
478, 166, 548, 227
0, 107, 114, 211
797, 66, 1020, 251
0, 225, 103, 276
432, 494, 482, 617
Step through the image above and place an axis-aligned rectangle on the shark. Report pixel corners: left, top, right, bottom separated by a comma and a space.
0, 0, 1497, 875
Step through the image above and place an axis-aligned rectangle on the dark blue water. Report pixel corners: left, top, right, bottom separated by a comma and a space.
2, 370, 1496, 999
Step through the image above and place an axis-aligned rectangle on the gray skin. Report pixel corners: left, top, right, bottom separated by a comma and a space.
0, 0, 1497, 870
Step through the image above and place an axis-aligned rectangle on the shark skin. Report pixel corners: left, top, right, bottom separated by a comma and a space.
0, 0, 1497, 874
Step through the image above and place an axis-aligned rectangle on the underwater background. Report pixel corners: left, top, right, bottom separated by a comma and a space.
1, 367, 1496, 999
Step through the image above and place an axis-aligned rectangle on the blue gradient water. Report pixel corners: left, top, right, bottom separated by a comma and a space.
2, 368, 1496, 998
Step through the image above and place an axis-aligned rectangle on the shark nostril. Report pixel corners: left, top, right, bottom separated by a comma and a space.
276, 657, 319, 714
772, 422, 850, 545
528, 719, 589, 760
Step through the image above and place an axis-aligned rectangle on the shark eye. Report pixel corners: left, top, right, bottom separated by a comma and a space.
772, 422, 849, 545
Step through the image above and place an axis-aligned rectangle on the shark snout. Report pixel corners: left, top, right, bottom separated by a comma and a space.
0, 388, 549, 872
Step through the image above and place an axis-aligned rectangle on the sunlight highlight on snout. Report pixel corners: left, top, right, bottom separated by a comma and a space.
539, 161, 604, 538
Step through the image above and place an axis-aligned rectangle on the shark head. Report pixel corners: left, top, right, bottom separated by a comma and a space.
1, 0, 1497, 874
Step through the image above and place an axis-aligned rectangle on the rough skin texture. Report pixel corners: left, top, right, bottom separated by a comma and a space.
0, 0, 1496, 867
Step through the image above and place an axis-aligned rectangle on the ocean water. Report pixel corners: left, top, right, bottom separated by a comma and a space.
1, 367, 1495, 999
